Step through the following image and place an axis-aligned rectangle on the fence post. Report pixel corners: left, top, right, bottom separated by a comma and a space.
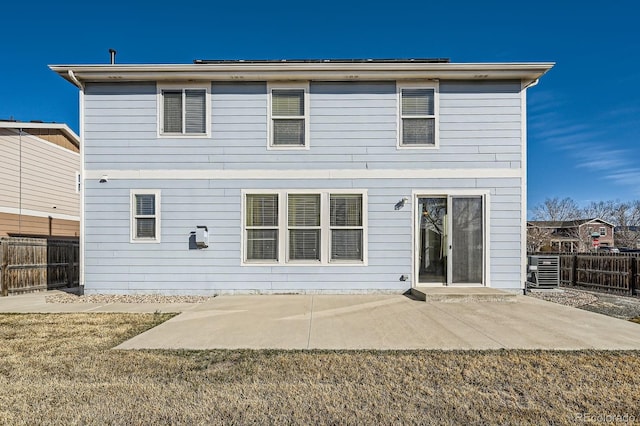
67, 243, 74, 288
632, 257, 638, 296
0, 240, 7, 297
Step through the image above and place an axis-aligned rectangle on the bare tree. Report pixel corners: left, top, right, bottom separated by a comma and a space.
580, 200, 617, 222
527, 225, 552, 252
531, 197, 580, 221
613, 201, 640, 248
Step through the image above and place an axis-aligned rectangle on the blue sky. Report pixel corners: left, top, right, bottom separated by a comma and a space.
1, 0, 638, 216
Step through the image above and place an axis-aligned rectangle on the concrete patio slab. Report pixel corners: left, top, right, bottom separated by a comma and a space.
3, 290, 640, 350
114, 294, 640, 350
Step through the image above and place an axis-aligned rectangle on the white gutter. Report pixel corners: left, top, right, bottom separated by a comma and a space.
50, 62, 555, 85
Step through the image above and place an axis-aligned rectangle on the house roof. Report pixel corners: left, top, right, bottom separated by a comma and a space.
528, 218, 616, 228
0, 120, 79, 151
49, 59, 554, 89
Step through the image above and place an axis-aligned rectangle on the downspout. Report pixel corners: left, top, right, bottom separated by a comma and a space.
521, 78, 539, 294
68, 70, 84, 90
18, 128, 22, 235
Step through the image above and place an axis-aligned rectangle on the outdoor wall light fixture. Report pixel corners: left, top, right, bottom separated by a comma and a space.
99, 175, 108, 183
394, 197, 409, 210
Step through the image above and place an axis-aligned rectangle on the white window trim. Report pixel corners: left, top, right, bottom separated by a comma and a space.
241, 189, 368, 266
130, 190, 161, 243
267, 82, 310, 150
600, 227, 607, 236
157, 83, 211, 138
397, 81, 439, 150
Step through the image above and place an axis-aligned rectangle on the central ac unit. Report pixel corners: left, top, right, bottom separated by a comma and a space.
527, 255, 560, 288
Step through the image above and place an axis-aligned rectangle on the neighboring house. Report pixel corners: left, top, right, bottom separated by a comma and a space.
51, 58, 553, 295
0, 120, 80, 238
527, 218, 615, 252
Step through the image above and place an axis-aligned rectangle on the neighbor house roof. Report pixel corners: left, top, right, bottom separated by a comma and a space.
528, 218, 616, 228
0, 120, 79, 151
49, 59, 554, 89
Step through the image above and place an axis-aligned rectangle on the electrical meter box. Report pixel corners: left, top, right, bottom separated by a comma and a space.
195, 226, 209, 248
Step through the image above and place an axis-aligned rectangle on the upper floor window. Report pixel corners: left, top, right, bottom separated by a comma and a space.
268, 83, 309, 149
131, 190, 160, 243
398, 83, 439, 148
158, 85, 210, 136
600, 227, 607, 236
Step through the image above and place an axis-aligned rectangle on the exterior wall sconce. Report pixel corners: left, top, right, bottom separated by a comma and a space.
99, 175, 108, 183
395, 197, 409, 210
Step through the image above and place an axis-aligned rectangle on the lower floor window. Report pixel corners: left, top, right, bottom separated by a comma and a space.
243, 191, 366, 264
131, 190, 160, 243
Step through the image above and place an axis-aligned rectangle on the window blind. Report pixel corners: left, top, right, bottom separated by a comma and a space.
134, 194, 156, 239
330, 194, 363, 260
289, 230, 320, 260
331, 229, 362, 260
246, 195, 278, 227
402, 89, 434, 115
246, 194, 279, 261
163, 91, 183, 133
288, 194, 320, 227
402, 118, 435, 145
330, 195, 362, 227
247, 230, 278, 260
288, 194, 320, 260
136, 218, 156, 238
185, 89, 206, 134
272, 90, 304, 116
273, 120, 305, 146
136, 194, 155, 216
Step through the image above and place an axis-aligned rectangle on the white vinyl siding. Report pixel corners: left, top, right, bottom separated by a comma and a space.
158, 85, 209, 136
268, 83, 309, 149
243, 190, 366, 265
398, 83, 439, 148
130, 190, 160, 243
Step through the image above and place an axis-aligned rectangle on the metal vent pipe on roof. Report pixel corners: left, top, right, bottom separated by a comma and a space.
109, 49, 116, 64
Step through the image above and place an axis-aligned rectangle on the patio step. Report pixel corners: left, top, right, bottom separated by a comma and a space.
410, 287, 517, 302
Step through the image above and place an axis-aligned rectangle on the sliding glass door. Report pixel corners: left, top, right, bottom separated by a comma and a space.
416, 195, 485, 286
451, 197, 483, 284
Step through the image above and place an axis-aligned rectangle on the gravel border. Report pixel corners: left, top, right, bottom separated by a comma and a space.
527, 287, 640, 320
526, 288, 598, 308
46, 293, 215, 304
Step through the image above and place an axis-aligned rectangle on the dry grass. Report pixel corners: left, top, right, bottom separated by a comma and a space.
1, 314, 639, 425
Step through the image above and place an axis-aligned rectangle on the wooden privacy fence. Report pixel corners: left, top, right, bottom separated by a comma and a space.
549, 253, 640, 296
0, 237, 79, 296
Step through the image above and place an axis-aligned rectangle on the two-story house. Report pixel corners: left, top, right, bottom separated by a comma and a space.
51, 59, 552, 295
527, 218, 615, 252
0, 120, 80, 238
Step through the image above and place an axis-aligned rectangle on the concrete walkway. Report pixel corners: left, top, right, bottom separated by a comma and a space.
2, 291, 640, 350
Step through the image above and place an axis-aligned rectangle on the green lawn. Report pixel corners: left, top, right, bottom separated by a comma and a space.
1, 313, 639, 424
